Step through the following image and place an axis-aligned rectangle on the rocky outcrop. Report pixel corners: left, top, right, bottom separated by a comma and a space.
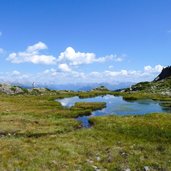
0, 84, 24, 94
154, 66, 171, 82
0, 84, 53, 95
120, 66, 171, 95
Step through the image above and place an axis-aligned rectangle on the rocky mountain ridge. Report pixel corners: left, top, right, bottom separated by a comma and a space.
123, 66, 171, 96
154, 66, 171, 82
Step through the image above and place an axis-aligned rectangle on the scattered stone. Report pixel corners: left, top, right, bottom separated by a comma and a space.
15, 169, 21, 171
144, 166, 150, 171
107, 155, 113, 163
52, 160, 58, 165
92, 165, 98, 169
120, 151, 128, 158
124, 169, 131, 171
96, 156, 101, 161
92, 165, 100, 171
86, 159, 94, 163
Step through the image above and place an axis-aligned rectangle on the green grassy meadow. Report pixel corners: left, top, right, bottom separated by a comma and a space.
0, 90, 171, 170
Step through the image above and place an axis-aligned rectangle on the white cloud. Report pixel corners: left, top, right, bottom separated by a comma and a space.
58, 47, 96, 65
11, 70, 21, 76
27, 41, 47, 52
7, 42, 57, 65
114, 56, 123, 62
6, 43, 124, 66
43, 68, 56, 74
0, 64, 164, 85
100, 54, 124, 62
57, 47, 123, 65
4, 42, 164, 84
0, 70, 30, 84
58, 63, 72, 72
144, 65, 163, 73
108, 65, 114, 69
104, 70, 128, 77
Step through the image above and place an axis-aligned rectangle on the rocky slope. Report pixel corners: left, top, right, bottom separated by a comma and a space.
0, 84, 25, 94
0, 84, 56, 95
123, 66, 171, 96
154, 66, 171, 82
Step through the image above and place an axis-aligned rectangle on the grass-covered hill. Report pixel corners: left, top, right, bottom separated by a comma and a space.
123, 66, 171, 96
126, 77, 171, 95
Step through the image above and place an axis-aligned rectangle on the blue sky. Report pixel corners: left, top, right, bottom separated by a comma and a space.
0, 0, 171, 85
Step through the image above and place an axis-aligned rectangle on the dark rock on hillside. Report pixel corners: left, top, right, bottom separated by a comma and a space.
154, 66, 171, 82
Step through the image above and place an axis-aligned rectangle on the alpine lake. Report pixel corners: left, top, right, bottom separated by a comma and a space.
56, 94, 171, 127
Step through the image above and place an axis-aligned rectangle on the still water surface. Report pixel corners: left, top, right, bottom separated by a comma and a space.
56, 95, 171, 127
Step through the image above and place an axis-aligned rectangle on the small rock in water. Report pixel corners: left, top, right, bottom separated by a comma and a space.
144, 166, 150, 171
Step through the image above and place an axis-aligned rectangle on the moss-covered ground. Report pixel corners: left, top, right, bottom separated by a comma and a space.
0, 90, 171, 170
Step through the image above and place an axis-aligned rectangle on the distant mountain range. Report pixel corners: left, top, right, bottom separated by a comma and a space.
0, 81, 134, 95
20, 82, 134, 91
1, 66, 170, 94
1, 66, 171, 95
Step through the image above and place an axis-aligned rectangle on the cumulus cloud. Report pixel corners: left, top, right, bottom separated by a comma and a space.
144, 65, 163, 73
27, 41, 47, 52
58, 63, 72, 72
0, 64, 164, 85
7, 42, 57, 65
57, 47, 123, 65
6, 42, 124, 66
58, 47, 96, 65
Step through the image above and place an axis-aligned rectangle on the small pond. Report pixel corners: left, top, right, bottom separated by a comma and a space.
56, 95, 171, 127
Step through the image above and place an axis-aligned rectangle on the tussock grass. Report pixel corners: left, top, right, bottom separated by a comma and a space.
72, 102, 106, 111
0, 91, 171, 170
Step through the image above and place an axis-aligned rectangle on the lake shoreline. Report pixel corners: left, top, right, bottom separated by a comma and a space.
56, 94, 171, 127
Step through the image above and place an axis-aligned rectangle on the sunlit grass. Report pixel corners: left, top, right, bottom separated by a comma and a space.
0, 90, 170, 170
